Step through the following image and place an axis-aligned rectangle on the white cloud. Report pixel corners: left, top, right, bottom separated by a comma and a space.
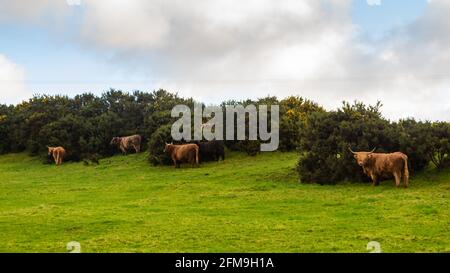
0, 0, 450, 120
80, 0, 170, 51
0, 54, 30, 105
75, 0, 354, 92
0, 0, 70, 23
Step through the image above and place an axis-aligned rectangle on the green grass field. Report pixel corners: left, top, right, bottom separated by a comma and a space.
0, 151, 449, 253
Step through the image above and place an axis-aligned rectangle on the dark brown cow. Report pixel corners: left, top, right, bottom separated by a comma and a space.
190, 140, 225, 162
349, 147, 409, 188
48, 146, 66, 165
110, 135, 141, 154
164, 143, 199, 168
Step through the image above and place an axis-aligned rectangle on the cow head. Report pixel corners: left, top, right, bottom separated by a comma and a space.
110, 137, 121, 146
163, 142, 173, 153
349, 147, 376, 167
47, 146, 54, 155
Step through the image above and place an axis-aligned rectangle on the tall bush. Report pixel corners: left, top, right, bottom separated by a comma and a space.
147, 124, 173, 166
297, 101, 429, 184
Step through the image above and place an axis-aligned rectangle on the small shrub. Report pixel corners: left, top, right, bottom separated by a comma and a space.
147, 124, 173, 165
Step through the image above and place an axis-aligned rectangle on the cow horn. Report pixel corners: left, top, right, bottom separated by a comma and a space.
368, 147, 377, 154
348, 146, 357, 154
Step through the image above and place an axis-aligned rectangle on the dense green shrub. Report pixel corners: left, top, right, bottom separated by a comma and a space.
279, 96, 324, 151
428, 122, 450, 169
0, 105, 13, 153
1, 88, 449, 179
38, 114, 95, 161
147, 124, 173, 166
395, 119, 433, 172
297, 101, 430, 184
0, 89, 194, 161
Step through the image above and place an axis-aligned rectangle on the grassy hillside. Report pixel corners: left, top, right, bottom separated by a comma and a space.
0, 152, 449, 253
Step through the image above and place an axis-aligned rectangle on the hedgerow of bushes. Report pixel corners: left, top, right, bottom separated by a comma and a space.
1, 90, 449, 184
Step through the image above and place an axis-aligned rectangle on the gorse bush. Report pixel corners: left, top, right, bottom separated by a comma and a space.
297, 102, 389, 184
147, 124, 173, 166
395, 119, 432, 172
0, 90, 331, 162
279, 96, 324, 151
1, 89, 449, 183
297, 101, 450, 184
0, 89, 193, 161
428, 122, 450, 169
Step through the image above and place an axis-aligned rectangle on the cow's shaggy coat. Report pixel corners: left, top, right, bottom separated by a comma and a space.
192, 140, 225, 162
350, 148, 409, 188
48, 146, 66, 165
164, 143, 199, 168
110, 135, 141, 154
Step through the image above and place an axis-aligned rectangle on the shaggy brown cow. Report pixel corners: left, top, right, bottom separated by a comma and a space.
164, 143, 199, 168
48, 146, 66, 165
110, 135, 141, 154
349, 147, 409, 188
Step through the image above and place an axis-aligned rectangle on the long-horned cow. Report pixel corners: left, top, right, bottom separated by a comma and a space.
349, 147, 409, 188
110, 135, 141, 155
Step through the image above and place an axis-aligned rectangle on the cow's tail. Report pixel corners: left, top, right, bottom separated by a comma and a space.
403, 155, 409, 188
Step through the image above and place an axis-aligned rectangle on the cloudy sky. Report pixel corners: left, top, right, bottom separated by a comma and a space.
0, 0, 449, 120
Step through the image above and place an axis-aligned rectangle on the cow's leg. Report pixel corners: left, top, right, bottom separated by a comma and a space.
193, 155, 199, 168
370, 174, 378, 186
135, 144, 140, 153
120, 146, 127, 155
394, 172, 401, 187
403, 173, 409, 188
403, 167, 409, 188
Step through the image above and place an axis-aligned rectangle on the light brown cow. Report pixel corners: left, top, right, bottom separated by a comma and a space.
349, 147, 409, 188
48, 146, 66, 165
110, 135, 141, 154
164, 143, 199, 168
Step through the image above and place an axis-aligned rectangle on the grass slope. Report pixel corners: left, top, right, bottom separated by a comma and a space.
0, 152, 449, 253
